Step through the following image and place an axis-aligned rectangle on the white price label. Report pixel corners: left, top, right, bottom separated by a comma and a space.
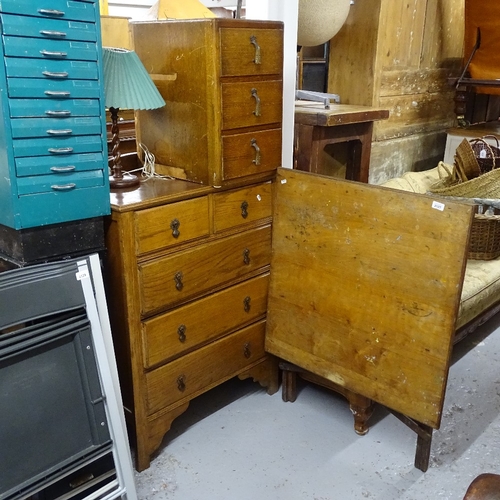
432, 200, 445, 211
76, 270, 89, 281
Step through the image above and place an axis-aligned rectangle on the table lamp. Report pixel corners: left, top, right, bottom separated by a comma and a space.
102, 47, 166, 189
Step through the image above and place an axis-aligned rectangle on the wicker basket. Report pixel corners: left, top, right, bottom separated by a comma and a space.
469, 204, 500, 260
454, 139, 481, 181
470, 135, 500, 174
428, 164, 500, 259
429, 164, 500, 198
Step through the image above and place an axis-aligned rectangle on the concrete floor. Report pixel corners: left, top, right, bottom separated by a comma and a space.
134, 315, 500, 500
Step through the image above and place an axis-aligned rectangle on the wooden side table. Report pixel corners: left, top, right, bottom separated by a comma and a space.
294, 102, 389, 182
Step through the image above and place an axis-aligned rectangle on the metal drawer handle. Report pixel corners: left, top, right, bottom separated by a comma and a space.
251, 139, 261, 166
177, 324, 187, 343
42, 70, 69, 79
241, 200, 249, 219
243, 248, 250, 265
38, 8, 65, 16
177, 375, 186, 392
40, 30, 67, 38
170, 218, 180, 239
46, 110, 71, 117
45, 90, 71, 97
251, 88, 261, 117
47, 129, 72, 135
48, 147, 73, 154
50, 165, 75, 172
174, 271, 184, 291
250, 35, 261, 65
243, 342, 251, 359
243, 296, 251, 313
40, 49, 67, 58
51, 183, 76, 191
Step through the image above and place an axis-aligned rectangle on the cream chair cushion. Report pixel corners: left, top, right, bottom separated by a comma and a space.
381, 165, 500, 330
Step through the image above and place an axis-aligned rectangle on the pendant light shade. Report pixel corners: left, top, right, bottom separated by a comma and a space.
297, 0, 351, 47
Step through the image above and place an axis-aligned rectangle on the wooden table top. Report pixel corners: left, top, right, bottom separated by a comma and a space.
294, 101, 390, 127
109, 173, 275, 213
110, 177, 210, 213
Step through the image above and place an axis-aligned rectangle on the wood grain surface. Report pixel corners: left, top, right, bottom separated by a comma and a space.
266, 168, 473, 428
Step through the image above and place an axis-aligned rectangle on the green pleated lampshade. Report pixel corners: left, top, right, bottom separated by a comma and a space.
102, 47, 166, 110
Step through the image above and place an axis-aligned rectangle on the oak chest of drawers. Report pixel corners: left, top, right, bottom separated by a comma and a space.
0, 0, 109, 230
106, 177, 279, 471
130, 18, 283, 187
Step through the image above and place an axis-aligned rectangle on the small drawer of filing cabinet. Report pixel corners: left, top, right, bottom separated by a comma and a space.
106, 178, 279, 471
0, 0, 109, 230
130, 18, 284, 187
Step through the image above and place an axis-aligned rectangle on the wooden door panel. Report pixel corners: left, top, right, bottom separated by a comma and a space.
265, 168, 473, 429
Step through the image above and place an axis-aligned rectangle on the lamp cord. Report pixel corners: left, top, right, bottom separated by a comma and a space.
128, 143, 174, 180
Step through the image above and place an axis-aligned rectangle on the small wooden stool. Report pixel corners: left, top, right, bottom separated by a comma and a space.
463, 473, 500, 500
294, 102, 389, 182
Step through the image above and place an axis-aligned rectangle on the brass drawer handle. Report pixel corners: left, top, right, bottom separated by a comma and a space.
40, 49, 67, 58
177, 324, 186, 343
38, 8, 65, 16
170, 218, 180, 238
243, 248, 250, 265
251, 139, 261, 166
42, 70, 69, 79
250, 35, 261, 65
174, 271, 184, 291
243, 296, 251, 313
251, 88, 261, 117
241, 200, 248, 219
243, 342, 251, 359
177, 375, 186, 392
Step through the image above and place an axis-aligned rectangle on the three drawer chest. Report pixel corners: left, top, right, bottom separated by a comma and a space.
130, 18, 283, 187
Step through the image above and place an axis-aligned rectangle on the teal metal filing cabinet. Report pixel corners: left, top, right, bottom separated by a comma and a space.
0, 0, 110, 230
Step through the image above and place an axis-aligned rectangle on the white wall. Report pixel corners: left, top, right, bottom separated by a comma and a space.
107, 0, 153, 18
199, 0, 244, 6
246, 0, 298, 169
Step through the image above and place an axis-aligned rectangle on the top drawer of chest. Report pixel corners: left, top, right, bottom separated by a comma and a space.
213, 182, 272, 233
133, 182, 273, 256
135, 196, 210, 256
220, 27, 283, 78
0, 0, 97, 23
